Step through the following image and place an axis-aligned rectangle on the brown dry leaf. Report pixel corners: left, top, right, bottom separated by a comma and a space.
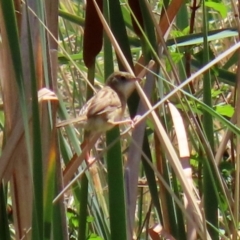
167, 102, 196, 239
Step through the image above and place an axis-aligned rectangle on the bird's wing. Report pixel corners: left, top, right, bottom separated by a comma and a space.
57, 115, 87, 127
84, 86, 123, 117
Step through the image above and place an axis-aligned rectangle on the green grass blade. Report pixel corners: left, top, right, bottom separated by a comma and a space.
202, 2, 218, 238
0, 185, 11, 240
106, 128, 127, 240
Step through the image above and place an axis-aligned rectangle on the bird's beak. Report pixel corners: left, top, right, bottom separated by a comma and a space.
130, 76, 141, 82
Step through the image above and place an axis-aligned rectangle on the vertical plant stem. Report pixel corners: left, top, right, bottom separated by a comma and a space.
78, 174, 88, 240
202, 1, 218, 239
106, 128, 127, 240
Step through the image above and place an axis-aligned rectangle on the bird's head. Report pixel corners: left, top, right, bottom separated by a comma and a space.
106, 71, 140, 98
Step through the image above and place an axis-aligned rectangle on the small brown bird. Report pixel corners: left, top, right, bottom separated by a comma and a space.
57, 72, 139, 132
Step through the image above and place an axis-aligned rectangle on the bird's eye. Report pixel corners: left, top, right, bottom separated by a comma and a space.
120, 76, 127, 81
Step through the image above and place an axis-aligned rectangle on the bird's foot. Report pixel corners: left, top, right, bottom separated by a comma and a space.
131, 115, 141, 128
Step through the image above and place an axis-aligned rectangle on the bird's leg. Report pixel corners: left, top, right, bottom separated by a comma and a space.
108, 115, 142, 129
132, 115, 142, 126
81, 138, 90, 162
82, 133, 102, 165
108, 119, 132, 125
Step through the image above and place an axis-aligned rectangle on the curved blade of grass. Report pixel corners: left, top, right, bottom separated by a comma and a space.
166, 28, 238, 47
